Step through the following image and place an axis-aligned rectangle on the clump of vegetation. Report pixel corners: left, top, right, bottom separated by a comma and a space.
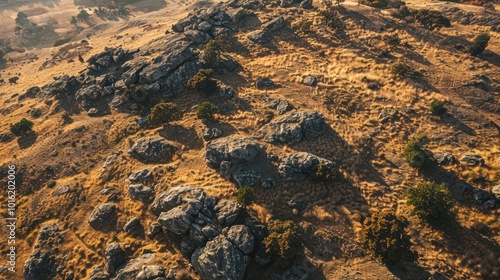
187, 69, 218, 94
411, 9, 451, 31
62, 111, 72, 124
384, 34, 401, 47
76, 9, 91, 22
320, 2, 345, 30
292, 17, 313, 35
469, 33, 490, 56
237, 186, 255, 208
404, 135, 433, 169
53, 37, 71, 47
390, 62, 412, 77
312, 162, 336, 182
358, 0, 389, 8
147, 102, 178, 126
196, 102, 219, 124
263, 220, 302, 265
10, 118, 34, 136
408, 182, 454, 222
362, 211, 416, 264
124, 84, 148, 103
429, 100, 447, 116
202, 34, 235, 68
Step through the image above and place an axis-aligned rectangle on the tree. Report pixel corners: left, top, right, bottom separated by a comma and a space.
263, 220, 302, 265
201, 34, 235, 68
10, 118, 34, 136
147, 102, 178, 126
237, 186, 255, 208
469, 33, 490, 56
411, 9, 451, 31
187, 69, 218, 94
404, 135, 433, 169
77, 9, 91, 22
196, 102, 218, 124
408, 182, 454, 222
362, 211, 416, 264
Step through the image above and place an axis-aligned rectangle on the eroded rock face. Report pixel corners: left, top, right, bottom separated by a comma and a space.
256, 111, 326, 144
158, 206, 196, 236
115, 253, 156, 280
151, 185, 205, 215
226, 225, 255, 254
128, 137, 177, 163
191, 235, 250, 280
278, 152, 335, 181
204, 136, 262, 168
105, 242, 125, 274
460, 153, 485, 166
23, 250, 58, 280
88, 203, 118, 231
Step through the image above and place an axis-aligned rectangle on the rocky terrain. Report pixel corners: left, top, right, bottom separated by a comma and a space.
0, 0, 499, 279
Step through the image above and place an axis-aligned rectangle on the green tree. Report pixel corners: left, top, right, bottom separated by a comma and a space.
202, 34, 235, 68
147, 102, 178, 126
404, 135, 432, 169
10, 118, 34, 136
263, 220, 302, 265
408, 182, 454, 222
469, 33, 490, 56
429, 100, 447, 116
237, 186, 255, 208
187, 69, 218, 95
196, 102, 218, 124
362, 211, 416, 264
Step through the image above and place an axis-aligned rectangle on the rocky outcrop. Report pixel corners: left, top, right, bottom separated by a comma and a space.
204, 136, 262, 168
247, 30, 272, 44
460, 153, 485, 166
151, 185, 206, 215
225, 225, 255, 254
129, 184, 155, 200
105, 242, 125, 274
263, 16, 285, 31
23, 251, 58, 280
266, 98, 292, 115
158, 206, 196, 236
88, 203, 118, 231
114, 253, 156, 280
278, 152, 335, 181
128, 137, 177, 163
140, 42, 194, 84
127, 168, 153, 182
256, 111, 326, 144
435, 152, 456, 166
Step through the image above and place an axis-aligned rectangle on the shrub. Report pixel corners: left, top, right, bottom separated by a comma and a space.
408, 182, 454, 222
196, 102, 218, 124
53, 37, 71, 47
237, 186, 255, 207
429, 100, 447, 116
411, 9, 451, 31
362, 211, 416, 264
77, 9, 90, 22
147, 102, 178, 126
320, 2, 345, 30
187, 69, 218, 94
124, 84, 148, 103
201, 34, 235, 68
10, 118, 34, 136
312, 162, 336, 182
384, 34, 401, 47
404, 135, 433, 169
390, 62, 411, 77
469, 33, 490, 56
292, 17, 313, 35
358, 0, 389, 8
263, 220, 302, 265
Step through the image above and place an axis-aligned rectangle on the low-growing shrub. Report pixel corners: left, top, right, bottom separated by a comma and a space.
429, 100, 447, 115
187, 69, 218, 94
237, 186, 255, 208
411, 9, 451, 31
384, 34, 401, 47
362, 211, 416, 264
312, 162, 336, 182
196, 101, 218, 124
263, 220, 302, 265
320, 2, 345, 30
469, 33, 490, 56
10, 118, 34, 136
390, 62, 411, 77
202, 34, 235, 68
408, 182, 454, 222
404, 135, 433, 169
147, 102, 178, 126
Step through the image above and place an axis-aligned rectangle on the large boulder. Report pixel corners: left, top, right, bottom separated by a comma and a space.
140, 42, 194, 84
278, 152, 334, 181
262, 16, 285, 31
247, 30, 272, 44
115, 253, 156, 280
226, 225, 255, 254
159, 60, 202, 98
129, 184, 155, 201
191, 235, 249, 280
256, 111, 326, 144
88, 203, 117, 231
23, 250, 58, 280
105, 242, 125, 274
214, 199, 242, 227
158, 206, 195, 236
128, 137, 177, 163
184, 30, 212, 44
204, 136, 262, 168
460, 153, 485, 166
151, 185, 206, 215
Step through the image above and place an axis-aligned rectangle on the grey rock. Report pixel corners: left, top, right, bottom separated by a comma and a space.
226, 225, 255, 254
203, 127, 223, 141
115, 253, 156, 280
255, 78, 275, 88
148, 223, 162, 238
87, 108, 99, 116
75, 85, 102, 102
197, 21, 213, 32
129, 184, 154, 200
460, 153, 485, 166
214, 199, 241, 227
202, 224, 220, 240
492, 185, 500, 201
232, 169, 261, 187
158, 206, 195, 236
140, 42, 193, 84
281, 0, 294, 7
266, 98, 292, 114
88, 203, 117, 231
450, 181, 473, 201
105, 242, 125, 274
181, 236, 197, 256
41, 75, 79, 96
247, 30, 272, 44
191, 235, 249, 280
159, 60, 202, 98
220, 54, 239, 72
263, 16, 285, 31
53, 185, 71, 196
262, 178, 276, 189
128, 137, 177, 163
302, 75, 317, 86
23, 251, 57, 280
473, 188, 491, 204
151, 185, 203, 215
256, 111, 326, 144
300, 0, 313, 9
136, 265, 166, 280
484, 199, 496, 210
190, 224, 208, 246
219, 86, 236, 99
184, 30, 213, 44
89, 265, 110, 280
127, 168, 153, 182
122, 63, 147, 86
244, 218, 269, 241
210, 26, 232, 37
204, 136, 262, 168
435, 152, 456, 166
123, 217, 141, 235
278, 152, 334, 181
227, 8, 247, 23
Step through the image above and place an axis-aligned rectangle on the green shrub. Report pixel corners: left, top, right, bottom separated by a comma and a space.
390, 62, 411, 77
384, 34, 401, 47
237, 186, 255, 207
411, 9, 451, 31
124, 84, 149, 103
320, 2, 345, 30
147, 102, 178, 126
201, 34, 235, 68
53, 37, 71, 47
10, 118, 34, 136
362, 211, 416, 264
292, 17, 313, 35
408, 182, 454, 222
404, 135, 432, 169
196, 102, 218, 124
187, 69, 218, 95
312, 162, 336, 182
429, 100, 447, 116
358, 0, 389, 8
263, 220, 302, 265
469, 33, 490, 56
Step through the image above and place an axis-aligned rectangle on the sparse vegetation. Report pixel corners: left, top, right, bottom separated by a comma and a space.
292, 17, 313, 35
404, 135, 433, 169
320, 2, 345, 30
53, 37, 71, 47
312, 162, 336, 182
196, 102, 218, 124
469, 33, 490, 56
187, 69, 218, 94
263, 220, 302, 265
390, 62, 411, 77
201, 34, 235, 68
429, 100, 447, 116
10, 118, 34, 136
384, 34, 401, 47
411, 9, 451, 31
358, 0, 389, 8
408, 182, 454, 222
237, 186, 255, 208
362, 211, 416, 264
147, 102, 178, 126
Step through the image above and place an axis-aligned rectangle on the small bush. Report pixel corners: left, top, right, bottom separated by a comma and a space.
237, 186, 255, 207
312, 162, 336, 182
53, 37, 71, 47
196, 102, 218, 124
411, 9, 451, 31
263, 220, 302, 265
384, 34, 401, 47
202, 34, 235, 68
358, 0, 389, 8
124, 84, 149, 103
320, 2, 345, 30
390, 62, 411, 77
404, 135, 433, 169
187, 69, 218, 95
408, 182, 454, 221
10, 118, 34, 136
362, 211, 416, 264
429, 100, 447, 115
147, 102, 178, 126
292, 17, 313, 35
469, 33, 490, 56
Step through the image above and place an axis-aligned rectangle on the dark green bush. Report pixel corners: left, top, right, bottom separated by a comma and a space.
408, 182, 454, 222
147, 102, 178, 126
196, 102, 218, 124
263, 220, 302, 265
429, 100, 447, 115
312, 162, 336, 182
10, 118, 34, 136
53, 37, 71, 47
124, 84, 148, 103
202, 34, 235, 68
469, 33, 490, 56
411, 9, 451, 31
404, 135, 433, 169
390, 62, 411, 77
320, 2, 345, 30
384, 34, 401, 47
362, 211, 416, 264
237, 186, 255, 208
358, 0, 389, 8
187, 69, 218, 95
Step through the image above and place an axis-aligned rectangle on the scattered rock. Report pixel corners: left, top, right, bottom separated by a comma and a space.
127, 168, 153, 182
105, 242, 125, 274
266, 98, 292, 114
232, 169, 262, 187
128, 137, 177, 163
88, 203, 117, 231
129, 184, 154, 200
473, 188, 491, 204
204, 136, 262, 168
247, 30, 272, 44
435, 152, 457, 166
123, 217, 142, 235
151, 185, 205, 215
278, 152, 334, 181
203, 127, 223, 141
460, 153, 485, 166
53, 185, 71, 196
255, 78, 275, 89
263, 16, 284, 31
302, 75, 317, 86
158, 206, 195, 236
220, 54, 239, 72
23, 250, 57, 280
